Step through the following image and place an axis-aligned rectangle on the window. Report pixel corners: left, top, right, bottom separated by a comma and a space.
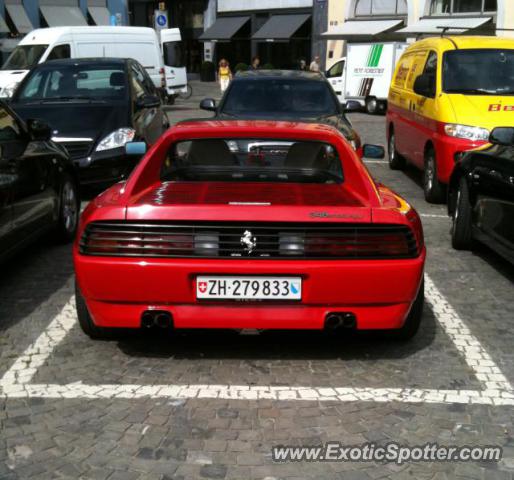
326, 60, 345, 78
430, 0, 496, 14
47, 44, 71, 61
354, 0, 407, 16
161, 139, 344, 184
2, 45, 48, 70
421, 51, 438, 97
163, 42, 183, 68
130, 62, 155, 96
443, 49, 514, 95
0, 107, 21, 142
15, 64, 128, 101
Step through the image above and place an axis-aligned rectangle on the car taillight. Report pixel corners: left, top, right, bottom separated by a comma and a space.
160, 67, 166, 88
406, 209, 424, 254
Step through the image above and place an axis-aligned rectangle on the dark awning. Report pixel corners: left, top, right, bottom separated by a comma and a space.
5, 0, 33, 34
252, 13, 311, 41
39, 0, 87, 27
199, 16, 250, 41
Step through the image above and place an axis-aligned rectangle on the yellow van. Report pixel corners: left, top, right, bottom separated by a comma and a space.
386, 36, 514, 203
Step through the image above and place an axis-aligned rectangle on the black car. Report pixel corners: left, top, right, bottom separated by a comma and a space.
0, 100, 79, 262
198, 70, 362, 151
10, 58, 168, 188
448, 127, 514, 264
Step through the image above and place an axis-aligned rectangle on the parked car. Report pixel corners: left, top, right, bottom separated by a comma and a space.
448, 127, 514, 264
387, 36, 514, 203
0, 26, 188, 102
198, 70, 362, 154
0, 100, 79, 262
10, 58, 168, 188
74, 121, 425, 340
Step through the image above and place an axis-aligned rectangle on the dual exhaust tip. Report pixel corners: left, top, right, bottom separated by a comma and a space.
141, 310, 173, 329
324, 312, 356, 331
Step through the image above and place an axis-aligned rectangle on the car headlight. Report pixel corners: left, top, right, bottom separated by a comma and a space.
95, 128, 136, 152
444, 124, 489, 142
1, 83, 19, 98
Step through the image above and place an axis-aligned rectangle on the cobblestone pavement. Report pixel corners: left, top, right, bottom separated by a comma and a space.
1, 81, 514, 479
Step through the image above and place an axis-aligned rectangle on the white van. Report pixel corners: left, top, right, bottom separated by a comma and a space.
326, 42, 407, 114
0, 26, 187, 99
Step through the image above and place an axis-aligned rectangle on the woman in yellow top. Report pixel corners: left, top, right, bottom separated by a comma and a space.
218, 59, 232, 93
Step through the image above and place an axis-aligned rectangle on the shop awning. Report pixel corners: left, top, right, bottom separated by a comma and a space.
5, 0, 33, 34
88, 6, 111, 25
40, 2, 87, 27
252, 13, 311, 41
199, 16, 250, 41
322, 19, 403, 39
397, 16, 491, 34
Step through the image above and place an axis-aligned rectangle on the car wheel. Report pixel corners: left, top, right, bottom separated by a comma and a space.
75, 282, 109, 339
394, 279, 424, 341
365, 97, 377, 115
388, 130, 405, 170
55, 174, 79, 243
451, 178, 473, 250
423, 147, 445, 204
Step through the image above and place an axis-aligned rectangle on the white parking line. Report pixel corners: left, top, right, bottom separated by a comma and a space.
420, 213, 447, 219
0, 275, 512, 405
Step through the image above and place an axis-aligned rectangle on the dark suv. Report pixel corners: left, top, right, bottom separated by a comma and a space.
199, 70, 361, 152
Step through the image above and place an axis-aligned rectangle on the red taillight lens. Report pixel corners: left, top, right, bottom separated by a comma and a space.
406, 209, 424, 253
160, 67, 166, 88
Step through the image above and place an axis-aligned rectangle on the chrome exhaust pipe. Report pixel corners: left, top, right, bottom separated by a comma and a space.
325, 313, 344, 330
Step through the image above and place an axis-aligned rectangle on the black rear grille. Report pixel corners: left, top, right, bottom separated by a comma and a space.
60, 141, 93, 160
80, 222, 420, 259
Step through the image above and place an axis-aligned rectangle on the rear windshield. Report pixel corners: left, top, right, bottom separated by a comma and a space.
443, 49, 514, 95
14, 63, 128, 102
221, 80, 339, 117
2, 45, 48, 70
161, 138, 344, 184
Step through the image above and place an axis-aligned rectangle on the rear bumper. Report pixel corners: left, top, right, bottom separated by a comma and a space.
75, 252, 426, 330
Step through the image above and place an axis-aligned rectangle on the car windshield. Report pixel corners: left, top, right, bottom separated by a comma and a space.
161, 138, 344, 184
2, 45, 48, 70
443, 49, 514, 95
221, 79, 339, 117
14, 63, 128, 102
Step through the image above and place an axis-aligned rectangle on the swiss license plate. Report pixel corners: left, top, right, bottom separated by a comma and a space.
196, 276, 302, 300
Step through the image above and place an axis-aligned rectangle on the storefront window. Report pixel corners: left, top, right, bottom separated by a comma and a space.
354, 0, 407, 16
430, 0, 496, 14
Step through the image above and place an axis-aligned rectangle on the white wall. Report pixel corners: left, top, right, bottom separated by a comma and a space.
217, 0, 313, 13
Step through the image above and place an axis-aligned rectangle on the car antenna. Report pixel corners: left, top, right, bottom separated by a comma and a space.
437, 27, 459, 49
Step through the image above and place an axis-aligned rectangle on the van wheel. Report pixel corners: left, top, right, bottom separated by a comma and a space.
451, 178, 473, 250
424, 147, 445, 204
394, 279, 424, 341
365, 97, 377, 115
388, 131, 405, 170
75, 282, 109, 340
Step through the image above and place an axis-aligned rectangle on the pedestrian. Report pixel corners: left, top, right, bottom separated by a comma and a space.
250, 56, 260, 70
309, 55, 320, 73
218, 58, 232, 93
299, 59, 307, 71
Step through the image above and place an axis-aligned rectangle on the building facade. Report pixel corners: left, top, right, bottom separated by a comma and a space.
324, 0, 514, 67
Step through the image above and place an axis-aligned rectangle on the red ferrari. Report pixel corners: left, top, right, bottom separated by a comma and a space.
74, 121, 425, 340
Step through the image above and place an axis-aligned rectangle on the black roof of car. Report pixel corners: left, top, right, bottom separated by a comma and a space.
234, 70, 325, 81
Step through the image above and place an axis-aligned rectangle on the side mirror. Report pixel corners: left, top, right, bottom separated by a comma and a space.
343, 100, 361, 113
362, 144, 385, 159
413, 74, 435, 98
489, 127, 514, 146
136, 94, 161, 110
200, 97, 216, 112
27, 119, 52, 141
125, 141, 147, 156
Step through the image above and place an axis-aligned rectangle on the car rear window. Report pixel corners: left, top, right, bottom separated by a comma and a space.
221, 80, 339, 116
161, 138, 344, 184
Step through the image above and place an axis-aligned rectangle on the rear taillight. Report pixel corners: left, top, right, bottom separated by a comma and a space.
160, 67, 166, 88
406, 208, 424, 254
